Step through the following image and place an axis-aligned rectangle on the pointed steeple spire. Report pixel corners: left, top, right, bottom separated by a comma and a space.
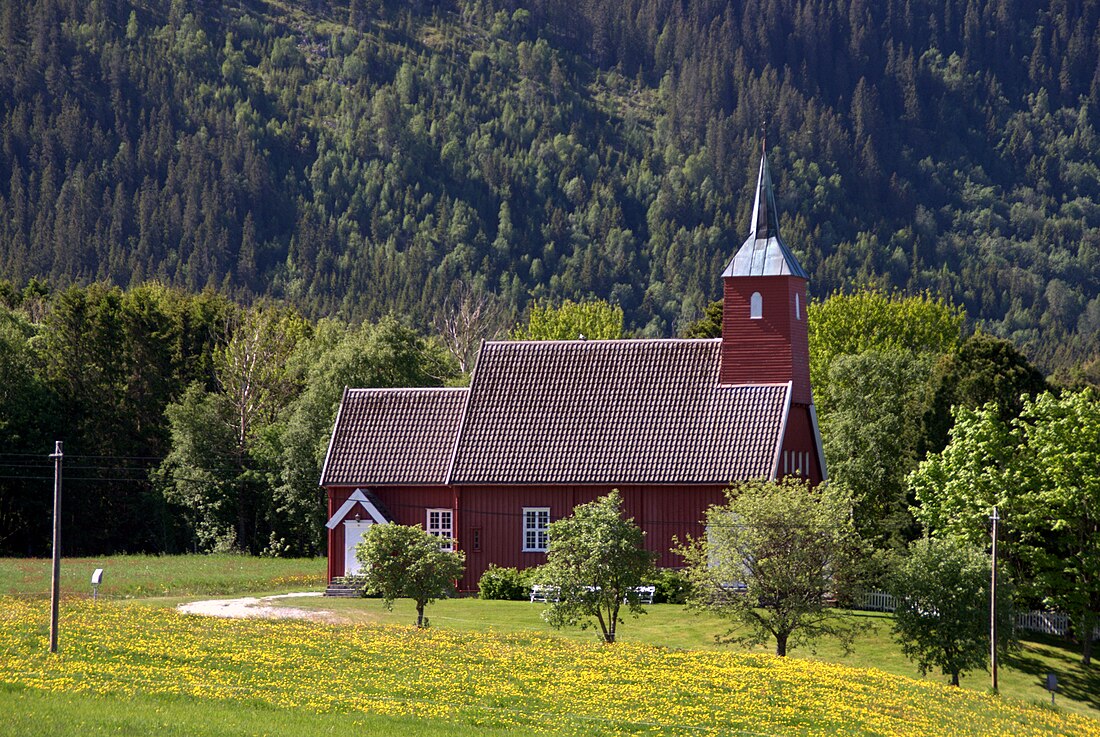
749, 142, 782, 241
722, 142, 809, 279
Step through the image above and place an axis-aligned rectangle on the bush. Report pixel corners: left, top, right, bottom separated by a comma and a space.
646, 568, 691, 604
478, 565, 532, 600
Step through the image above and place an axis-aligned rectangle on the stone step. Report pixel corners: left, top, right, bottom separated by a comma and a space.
324, 584, 361, 598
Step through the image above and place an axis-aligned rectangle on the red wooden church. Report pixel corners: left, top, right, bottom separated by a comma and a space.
320, 150, 827, 591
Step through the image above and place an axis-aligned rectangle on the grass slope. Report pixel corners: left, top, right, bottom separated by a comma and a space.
277, 595, 1100, 720
2, 597, 1096, 737
0, 686, 510, 737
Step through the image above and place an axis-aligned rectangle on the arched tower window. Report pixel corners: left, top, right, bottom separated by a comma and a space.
750, 292, 762, 319
795, 293, 801, 320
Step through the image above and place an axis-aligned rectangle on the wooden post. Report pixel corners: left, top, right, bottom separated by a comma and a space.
990, 506, 999, 693
49, 441, 63, 653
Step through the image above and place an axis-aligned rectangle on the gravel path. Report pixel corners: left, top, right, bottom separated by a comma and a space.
177, 592, 337, 622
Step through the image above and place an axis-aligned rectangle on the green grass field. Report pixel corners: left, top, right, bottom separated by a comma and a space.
0, 554, 325, 599
0, 686, 512, 737
1, 555, 1097, 736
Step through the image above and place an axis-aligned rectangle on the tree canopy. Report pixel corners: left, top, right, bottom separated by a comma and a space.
678, 477, 865, 656
807, 290, 964, 413
355, 522, 466, 628
0, 0, 1096, 373
0, 282, 457, 557
512, 299, 625, 341
887, 537, 1010, 686
910, 389, 1100, 665
808, 290, 963, 547
540, 490, 655, 643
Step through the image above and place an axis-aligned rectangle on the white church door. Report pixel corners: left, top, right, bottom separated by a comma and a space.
344, 520, 374, 576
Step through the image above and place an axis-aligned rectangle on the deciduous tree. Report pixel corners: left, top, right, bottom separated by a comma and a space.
910, 389, 1100, 665
887, 537, 1010, 686
355, 522, 466, 627
272, 317, 456, 555
678, 478, 865, 656
435, 282, 505, 373
807, 290, 963, 416
540, 490, 655, 643
822, 351, 935, 547
1015, 390, 1100, 665
513, 299, 624, 341
922, 332, 1047, 454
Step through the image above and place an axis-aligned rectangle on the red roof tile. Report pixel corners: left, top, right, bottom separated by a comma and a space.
448, 339, 788, 484
321, 340, 790, 487
320, 387, 467, 485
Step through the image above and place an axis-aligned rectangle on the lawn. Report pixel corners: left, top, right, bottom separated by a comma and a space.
0, 554, 325, 599
2, 596, 1097, 737
0, 686, 514, 737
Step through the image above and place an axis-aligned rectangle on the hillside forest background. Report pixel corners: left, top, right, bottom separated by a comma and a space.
0, 0, 1098, 558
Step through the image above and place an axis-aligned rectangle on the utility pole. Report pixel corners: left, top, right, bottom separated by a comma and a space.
49, 441, 63, 653
990, 506, 1000, 693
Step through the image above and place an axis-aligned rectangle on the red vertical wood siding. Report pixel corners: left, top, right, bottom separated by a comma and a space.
326, 486, 455, 579
720, 275, 811, 404
778, 404, 824, 485
328, 484, 729, 590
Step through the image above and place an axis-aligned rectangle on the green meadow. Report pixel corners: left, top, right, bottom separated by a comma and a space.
1, 555, 1097, 736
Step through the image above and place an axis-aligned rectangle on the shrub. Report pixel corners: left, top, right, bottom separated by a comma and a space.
647, 568, 691, 604
478, 565, 531, 600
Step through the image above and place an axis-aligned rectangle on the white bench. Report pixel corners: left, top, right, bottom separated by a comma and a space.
529, 584, 656, 604
529, 584, 559, 603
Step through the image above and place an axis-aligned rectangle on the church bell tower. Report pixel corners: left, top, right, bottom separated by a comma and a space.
719, 146, 813, 407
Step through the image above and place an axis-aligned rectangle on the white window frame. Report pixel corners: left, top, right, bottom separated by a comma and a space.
750, 292, 763, 319
795, 293, 801, 320
522, 507, 550, 552
426, 508, 453, 551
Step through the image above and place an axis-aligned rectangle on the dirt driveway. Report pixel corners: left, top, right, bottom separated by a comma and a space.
177, 592, 338, 622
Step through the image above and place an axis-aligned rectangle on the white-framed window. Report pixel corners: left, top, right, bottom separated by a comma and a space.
750, 292, 763, 319
523, 507, 550, 552
426, 508, 453, 551
795, 293, 801, 320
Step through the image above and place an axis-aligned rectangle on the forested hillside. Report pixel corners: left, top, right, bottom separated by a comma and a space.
0, 0, 1097, 373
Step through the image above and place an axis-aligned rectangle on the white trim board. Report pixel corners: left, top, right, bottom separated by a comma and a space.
809, 404, 828, 481
769, 381, 793, 479
326, 489, 389, 529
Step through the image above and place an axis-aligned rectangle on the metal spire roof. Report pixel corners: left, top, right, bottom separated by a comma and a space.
722, 147, 809, 279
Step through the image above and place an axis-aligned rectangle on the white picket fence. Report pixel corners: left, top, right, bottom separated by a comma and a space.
858, 590, 896, 612
855, 591, 1100, 639
1014, 610, 1100, 639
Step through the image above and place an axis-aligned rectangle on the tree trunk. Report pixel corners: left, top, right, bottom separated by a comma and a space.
1083, 625, 1093, 667
416, 602, 425, 628
951, 671, 960, 687
595, 607, 613, 643
775, 632, 788, 657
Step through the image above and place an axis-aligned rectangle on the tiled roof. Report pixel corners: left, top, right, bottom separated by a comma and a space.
320, 388, 467, 485
448, 339, 789, 484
